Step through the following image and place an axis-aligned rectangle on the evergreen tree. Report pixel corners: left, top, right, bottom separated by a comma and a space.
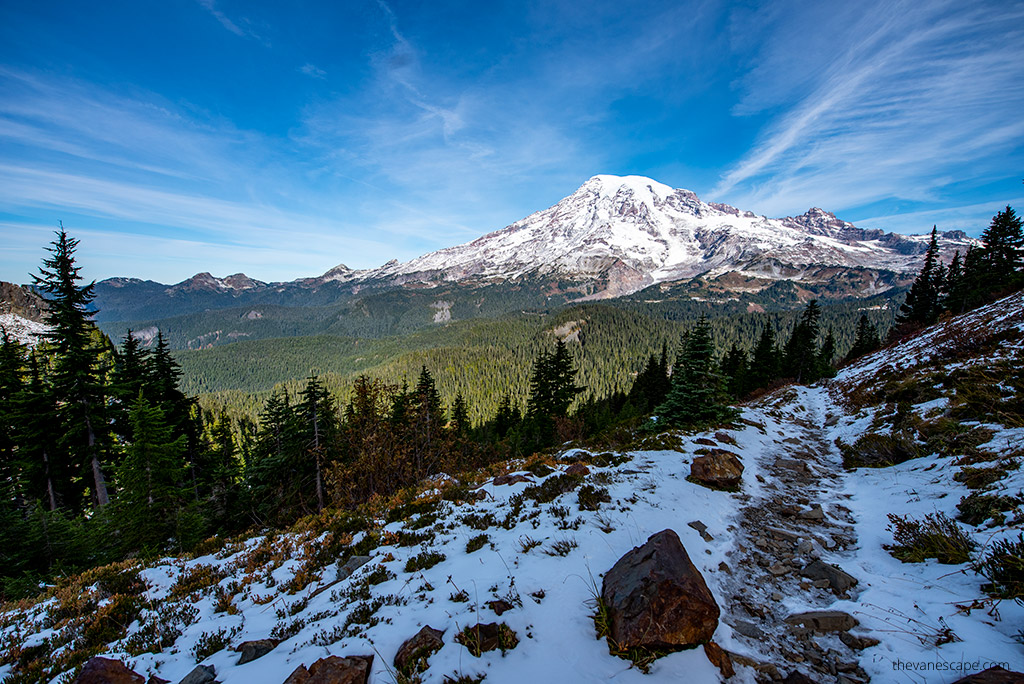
116, 395, 186, 551
32, 229, 110, 509
979, 205, 1024, 289
655, 316, 736, 428
720, 342, 748, 399
450, 393, 470, 436
12, 353, 62, 511
628, 343, 671, 411
784, 300, 822, 383
493, 393, 520, 438
942, 251, 963, 313
296, 374, 334, 512
0, 333, 25, 509
816, 328, 838, 379
896, 227, 943, 328
748, 322, 781, 390
247, 390, 302, 525
845, 315, 881, 362
110, 330, 150, 443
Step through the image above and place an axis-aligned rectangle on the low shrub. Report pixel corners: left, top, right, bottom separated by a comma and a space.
887, 512, 976, 564
522, 475, 579, 504
958, 492, 1023, 526
404, 551, 445, 573
466, 534, 489, 553
191, 627, 232, 662
841, 432, 920, 469
454, 622, 519, 657
954, 465, 1009, 490
577, 485, 611, 511
975, 534, 1024, 600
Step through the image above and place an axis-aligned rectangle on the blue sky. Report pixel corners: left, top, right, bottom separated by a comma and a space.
2, 0, 1022, 284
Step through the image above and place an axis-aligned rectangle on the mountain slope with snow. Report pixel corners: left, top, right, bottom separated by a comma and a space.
323, 175, 974, 298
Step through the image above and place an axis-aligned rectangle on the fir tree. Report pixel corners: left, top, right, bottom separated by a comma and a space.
32, 228, 111, 508
980, 205, 1024, 288
297, 374, 334, 511
655, 316, 736, 428
784, 300, 822, 383
494, 393, 520, 438
896, 227, 943, 328
116, 395, 186, 551
0, 333, 25, 509
748, 322, 781, 390
110, 329, 150, 443
450, 393, 470, 436
845, 315, 881, 362
12, 353, 62, 511
816, 327, 838, 378
720, 343, 748, 399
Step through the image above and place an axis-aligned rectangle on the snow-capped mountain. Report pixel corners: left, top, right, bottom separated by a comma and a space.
321, 175, 974, 298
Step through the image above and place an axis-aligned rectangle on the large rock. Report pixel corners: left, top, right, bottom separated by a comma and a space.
237, 638, 280, 665
394, 625, 444, 675
282, 656, 373, 684
951, 667, 1024, 683
601, 529, 720, 650
690, 450, 743, 489
73, 658, 145, 684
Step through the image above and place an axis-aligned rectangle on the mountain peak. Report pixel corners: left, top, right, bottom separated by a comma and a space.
581, 174, 680, 201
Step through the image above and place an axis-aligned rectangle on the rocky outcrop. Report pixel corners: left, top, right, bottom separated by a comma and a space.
601, 529, 719, 650
236, 638, 280, 665
492, 473, 533, 486
72, 658, 145, 684
394, 625, 444, 675
283, 656, 373, 684
690, 450, 744, 489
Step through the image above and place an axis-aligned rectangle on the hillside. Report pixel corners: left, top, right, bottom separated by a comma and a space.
3, 291, 1021, 684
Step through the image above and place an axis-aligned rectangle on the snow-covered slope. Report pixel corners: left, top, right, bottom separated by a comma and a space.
4, 294, 1021, 684
0, 312, 48, 346
321, 175, 975, 298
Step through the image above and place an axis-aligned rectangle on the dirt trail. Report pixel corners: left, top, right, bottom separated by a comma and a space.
719, 387, 874, 683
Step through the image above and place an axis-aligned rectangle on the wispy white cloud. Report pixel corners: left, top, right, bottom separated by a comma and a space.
712, 0, 1024, 225
299, 63, 327, 80
196, 0, 261, 41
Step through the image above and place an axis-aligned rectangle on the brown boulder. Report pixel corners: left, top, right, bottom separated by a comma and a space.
73, 658, 145, 684
564, 463, 590, 476
601, 529, 719, 650
394, 625, 444, 675
784, 610, 857, 632
690, 450, 743, 489
952, 667, 1024, 683
237, 638, 280, 665
493, 473, 533, 486
282, 656, 373, 684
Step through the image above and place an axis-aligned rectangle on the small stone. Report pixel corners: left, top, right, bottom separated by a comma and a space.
812, 579, 830, 589
798, 505, 825, 521
337, 555, 372, 580
493, 473, 533, 486
703, 641, 735, 678
782, 672, 818, 684
771, 592, 783, 601
768, 563, 791, 576
785, 610, 858, 633
178, 665, 217, 684
733, 620, 765, 639
695, 438, 718, 446
487, 599, 514, 615
718, 561, 732, 574
688, 520, 714, 542
799, 560, 858, 594
839, 631, 880, 651
394, 625, 444, 676
237, 639, 280, 665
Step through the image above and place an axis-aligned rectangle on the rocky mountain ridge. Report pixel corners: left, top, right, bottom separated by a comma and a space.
90, 175, 976, 322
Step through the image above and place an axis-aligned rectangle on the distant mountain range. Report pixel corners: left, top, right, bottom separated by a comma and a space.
3, 175, 977, 349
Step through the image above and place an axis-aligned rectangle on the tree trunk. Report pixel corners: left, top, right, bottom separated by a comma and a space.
85, 414, 109, 506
